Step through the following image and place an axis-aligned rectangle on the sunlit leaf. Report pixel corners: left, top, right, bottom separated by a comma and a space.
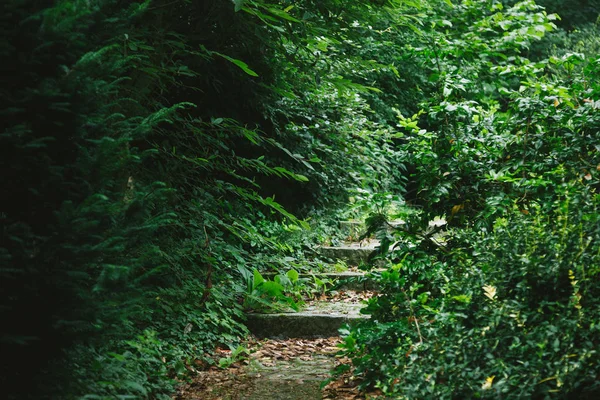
483, 285, 497, 300
428, 216, 447, 228
482, 375, 495, 390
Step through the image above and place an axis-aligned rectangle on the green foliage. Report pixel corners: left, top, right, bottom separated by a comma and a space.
507, 0, 600, 29
338, 0, 600, 398
238, 267, 297, 312
73, 330, 178, 400
1, 0, 413, 397
344, 194, 600, 398
218, 344, 250, 369
4, 0, 598, 398
311, 274, 334, 297
239, 266, 337, 304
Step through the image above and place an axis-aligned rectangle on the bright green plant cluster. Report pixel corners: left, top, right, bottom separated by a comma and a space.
238, 267, 303, 312
238, 266, 339, 311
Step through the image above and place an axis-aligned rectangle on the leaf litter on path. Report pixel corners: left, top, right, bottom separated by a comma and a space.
175, 335, 384, 399
175, 291, 383, 399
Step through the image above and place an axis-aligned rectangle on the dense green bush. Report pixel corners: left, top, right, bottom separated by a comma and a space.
0, 0, 416, 398
340, 1, 600, 398
3, 0, 598, 398
508, 0, 600, 28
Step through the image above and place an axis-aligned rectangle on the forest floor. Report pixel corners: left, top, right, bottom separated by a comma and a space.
174, 336, 384, 400
176, 232, 382, 399
175, 292, 383, 399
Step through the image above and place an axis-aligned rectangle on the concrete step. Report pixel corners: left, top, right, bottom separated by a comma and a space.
244, 353, 334, 399
316, 271, 379, 291
262, 271, 379, 291
339, 220, 363, 239
245, 300, 368, 339
319, 239, 380, 266
339, 219, 405, 238
244, 356, 333, 399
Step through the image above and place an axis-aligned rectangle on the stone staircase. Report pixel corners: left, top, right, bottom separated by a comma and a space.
179, 221, 385, 399
246, 226, 380, 339
238, 222, 380, 399
318, 239, 379, 266
245, 296, 367, 339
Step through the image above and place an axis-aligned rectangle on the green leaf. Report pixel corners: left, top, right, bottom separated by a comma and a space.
286, 269, 299, 283
107, 352, 126, 361
451, 295, 471, 303
273, 166, 309, 182
241, 128, 261, 144
214, 52, 259, 77
316, 40, 328, 52
264, 7, 301, 23
252, 269, 265, 288
174, 360, 186, 375
260, 281, 285, 296
123, 381, 148, 395
218, 357, 231, 368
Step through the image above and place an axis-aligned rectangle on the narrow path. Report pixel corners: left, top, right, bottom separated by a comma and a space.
176, 337, 343, 399
176, 221, 381, 399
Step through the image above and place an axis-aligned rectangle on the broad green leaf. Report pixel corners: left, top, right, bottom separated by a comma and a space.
260, 281, 285, 296
264, 7, 301, 23
253, 269, 265, 289
286, 269, 299, 283
214, 52, 258, 77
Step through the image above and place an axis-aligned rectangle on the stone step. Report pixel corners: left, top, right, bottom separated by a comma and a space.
314, 271, 379, 291
244, 354, 334, 399
339, 219, 405, 238
339, 220, 363, 238
319, 239, 380, 266
245, 300, 368, 339
262, 271, 379, 291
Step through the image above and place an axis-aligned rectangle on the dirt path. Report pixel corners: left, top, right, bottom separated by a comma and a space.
175, 228, 382, 399
174, 337, 376, 400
